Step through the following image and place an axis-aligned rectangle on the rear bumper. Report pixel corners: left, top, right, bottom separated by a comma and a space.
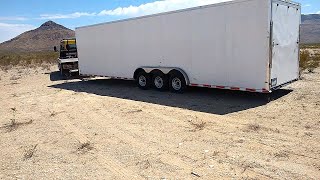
270, 78, 298, 91
58, 58, 78, 63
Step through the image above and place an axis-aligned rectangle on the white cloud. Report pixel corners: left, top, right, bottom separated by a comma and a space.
0, 16, 28, 21
39, 12, 96, 20
36, 0, 231, 20
98, 0, 232, 17
0, 23, 36, 43
303, 4, 311, 8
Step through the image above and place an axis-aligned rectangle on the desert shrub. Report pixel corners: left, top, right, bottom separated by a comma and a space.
300, 49, 320, 73
0, 51, 58, 70
300, 43, 320, 49
300, 50, 310, 72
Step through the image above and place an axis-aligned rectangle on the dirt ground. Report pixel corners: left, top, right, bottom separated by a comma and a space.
0, 66, 319, 180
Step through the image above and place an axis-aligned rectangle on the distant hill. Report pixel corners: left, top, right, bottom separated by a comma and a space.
0, 21, 75, 52
301, 14, 320, 44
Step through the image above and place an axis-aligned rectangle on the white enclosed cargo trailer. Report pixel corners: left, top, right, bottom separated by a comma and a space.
75, 0, 301, 93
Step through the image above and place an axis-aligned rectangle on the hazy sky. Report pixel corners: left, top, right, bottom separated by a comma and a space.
0, 0, 318, 43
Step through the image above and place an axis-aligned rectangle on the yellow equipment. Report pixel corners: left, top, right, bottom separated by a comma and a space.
55, 38, 79, 77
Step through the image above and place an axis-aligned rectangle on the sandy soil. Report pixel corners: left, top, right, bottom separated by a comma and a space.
0, 66, 319, 179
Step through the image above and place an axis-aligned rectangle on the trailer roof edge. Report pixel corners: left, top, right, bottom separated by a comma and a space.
75, 0, 299, 30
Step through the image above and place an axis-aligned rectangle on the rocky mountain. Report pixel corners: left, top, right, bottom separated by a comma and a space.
0, 21, 75, 52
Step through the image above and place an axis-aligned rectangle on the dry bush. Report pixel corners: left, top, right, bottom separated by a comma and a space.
77, 142, 93, 154
300, 43, 320, 49
1, 119, 33, 132
23, 144, 38, 160
300, 50, 310, 72
0, 51, 58, 70
247, 123, 261, 131
190, 121, 206, 131
300, 49, 320, 74
136, 160, 152, 169
274, 151, 289, 159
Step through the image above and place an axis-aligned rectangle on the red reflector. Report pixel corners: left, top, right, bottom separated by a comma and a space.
246, 88, 256, 92
216, 86, 225, 89
262, 89, 269, 93
230, 87, 240, 90
203, 84, 211, 87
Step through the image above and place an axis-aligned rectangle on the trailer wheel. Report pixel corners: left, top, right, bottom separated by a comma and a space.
137, 71, 151, 90
60, 68, 70, 78
152, 71, 168, 91
169, 72, 186, 93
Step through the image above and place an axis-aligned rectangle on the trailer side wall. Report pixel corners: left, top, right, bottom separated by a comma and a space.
76, 0, 270, 90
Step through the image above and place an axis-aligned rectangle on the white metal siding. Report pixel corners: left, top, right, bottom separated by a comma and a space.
76, 0, 298, 91
270, 0, 301, 87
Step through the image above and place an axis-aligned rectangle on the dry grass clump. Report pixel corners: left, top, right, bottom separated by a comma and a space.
1, 119, 33, 132
77, 142, 94, 154
190, 121, 207, 132
0, 51, 58, 70
136, 159, 152, 169
274, 151, 289, 159
23, 144, 38, 160
0, 108, 33, 132
247, 123, 261, 131
300, 43, 320, 49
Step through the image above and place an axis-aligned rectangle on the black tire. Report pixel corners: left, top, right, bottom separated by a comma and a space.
152, 71, 168, 91
60, 68, 70, 79
169, 72, 187, 93
136, 71, 151, 90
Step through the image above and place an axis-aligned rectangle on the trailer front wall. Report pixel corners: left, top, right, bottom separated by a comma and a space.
76, 0, 270, 90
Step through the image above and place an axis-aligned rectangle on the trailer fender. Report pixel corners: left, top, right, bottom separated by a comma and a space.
134, 67, 190, 85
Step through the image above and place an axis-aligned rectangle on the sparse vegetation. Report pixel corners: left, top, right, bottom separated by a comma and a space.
77, 142, 93, 153
0, 51, 58, 70
23, 144, 38, 160
274, 151, 289, 159
1, 119, 33, 132
0, 107, 33, 132
300, 43, 320, 49
300, 50, 320, 73
190, 121, 206, 131
49, 111, 57, 117
136, 160, 152, 169
247, 123, 261, 131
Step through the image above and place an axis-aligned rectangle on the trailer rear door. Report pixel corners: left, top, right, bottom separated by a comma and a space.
270, 1, 300, 89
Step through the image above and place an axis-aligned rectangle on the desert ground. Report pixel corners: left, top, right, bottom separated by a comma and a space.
0, 66, 319, 179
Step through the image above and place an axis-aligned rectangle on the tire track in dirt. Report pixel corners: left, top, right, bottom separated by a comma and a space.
39, 89, 320, 179
70, 100, 267, 179
54, 114, 143, 180
109, 104, 319, 179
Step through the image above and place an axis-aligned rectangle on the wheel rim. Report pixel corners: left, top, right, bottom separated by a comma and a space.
138, 75, 147, 87
154, 76, 164, 89
172, 77, 182, 91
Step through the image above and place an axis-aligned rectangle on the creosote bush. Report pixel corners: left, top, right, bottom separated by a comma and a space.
0, 51, 58, 70
300, 48, 320, 73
